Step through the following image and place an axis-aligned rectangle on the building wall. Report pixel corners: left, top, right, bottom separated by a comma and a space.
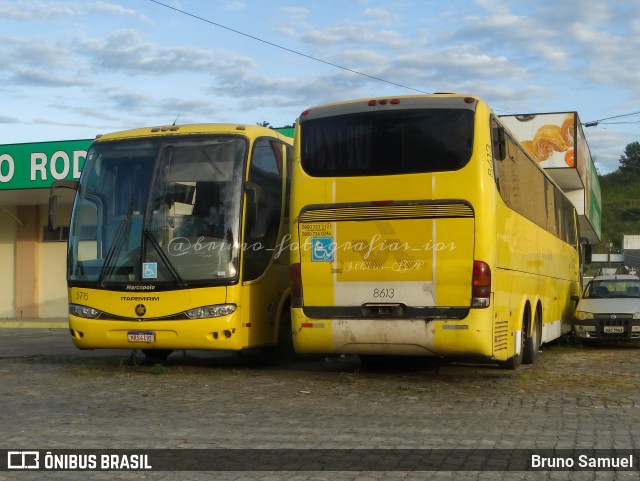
15, 205, 39, 318
0, 139, 89, 319
38, 204, 69, 317
0, 202, 70, 319
0, 207, 17, 318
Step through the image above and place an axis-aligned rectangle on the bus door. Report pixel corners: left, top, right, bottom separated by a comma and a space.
241, 138, 287, 345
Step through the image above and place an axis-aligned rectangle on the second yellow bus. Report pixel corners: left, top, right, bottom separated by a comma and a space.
289, 94, 582, 369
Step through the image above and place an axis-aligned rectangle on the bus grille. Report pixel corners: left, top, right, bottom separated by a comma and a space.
493, 319, 509, 352
299, 201, 473, 223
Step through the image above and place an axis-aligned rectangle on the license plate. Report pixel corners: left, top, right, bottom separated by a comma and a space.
128, 331, 155, 342
604, 326, 624, 334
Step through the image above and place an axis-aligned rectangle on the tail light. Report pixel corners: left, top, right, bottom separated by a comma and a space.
472, 260, 491, 308
290, 263, 303, 307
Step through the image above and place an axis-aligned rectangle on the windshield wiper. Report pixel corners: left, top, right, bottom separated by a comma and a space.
143, 228, 186, 288
97, 217, 128, 288
97, 194, 134, 288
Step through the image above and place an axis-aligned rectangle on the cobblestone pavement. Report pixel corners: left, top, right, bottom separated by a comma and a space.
1, 328, 640, 481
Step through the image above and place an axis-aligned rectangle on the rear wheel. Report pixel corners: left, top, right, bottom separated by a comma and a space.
523, 307, 541, 364
262, 307, 295, 363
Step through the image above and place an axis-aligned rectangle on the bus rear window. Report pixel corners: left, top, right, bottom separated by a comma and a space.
301, 109, 474, 176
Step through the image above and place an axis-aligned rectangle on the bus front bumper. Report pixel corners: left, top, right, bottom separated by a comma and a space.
68, 315, 249, 351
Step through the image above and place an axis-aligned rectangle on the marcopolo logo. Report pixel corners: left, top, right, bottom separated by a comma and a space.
135, 304, 147, 317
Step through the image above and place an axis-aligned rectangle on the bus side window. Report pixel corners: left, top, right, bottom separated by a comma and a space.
490, 118, 505, 190
243, 138, 284, 282
77, 199, 99, 260
492, 122, 506, 161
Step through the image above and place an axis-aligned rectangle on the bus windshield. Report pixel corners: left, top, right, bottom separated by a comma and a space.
300, 109, 474, 176
68, 136, 246, 287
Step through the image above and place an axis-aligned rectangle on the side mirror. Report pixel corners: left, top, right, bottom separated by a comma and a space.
48, 179, 79, 231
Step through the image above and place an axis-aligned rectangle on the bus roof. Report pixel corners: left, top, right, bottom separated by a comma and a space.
93, 124, 292, 144
299, 94, 485, 121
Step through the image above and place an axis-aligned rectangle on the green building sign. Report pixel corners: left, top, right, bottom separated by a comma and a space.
0, 139, 92, 190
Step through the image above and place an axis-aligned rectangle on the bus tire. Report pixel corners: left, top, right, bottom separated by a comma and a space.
262, 307, 295, 363
523, 307, 541, 364
499, 351, 522, 370
141, 349, 173, 362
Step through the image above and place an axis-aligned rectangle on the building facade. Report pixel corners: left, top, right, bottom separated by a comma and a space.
0, 139, 90, 318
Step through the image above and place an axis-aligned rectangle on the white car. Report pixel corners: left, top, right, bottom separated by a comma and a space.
574, 274, 640, 341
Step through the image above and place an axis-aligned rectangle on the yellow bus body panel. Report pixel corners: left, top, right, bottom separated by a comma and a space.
299, 215, 475, 308
68, 286, 249, 350
69, 264, 289, 351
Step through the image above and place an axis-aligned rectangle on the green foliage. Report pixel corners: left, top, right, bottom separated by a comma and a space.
619, 141, 640, 174
152, 363, 167, 375
599, 165, 640, 250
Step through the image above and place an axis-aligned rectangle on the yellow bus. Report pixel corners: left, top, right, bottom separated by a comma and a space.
289, 94, 583, 369
50, 124, 293, 361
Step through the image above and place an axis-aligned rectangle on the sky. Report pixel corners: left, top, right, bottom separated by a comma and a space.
1, 0, 639, 174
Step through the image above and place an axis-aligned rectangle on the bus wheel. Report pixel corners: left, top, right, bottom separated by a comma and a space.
141, 349, 173, 362
262, 308, 295, 363
523, 308, 541, 364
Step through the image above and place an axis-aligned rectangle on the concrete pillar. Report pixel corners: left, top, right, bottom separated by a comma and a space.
15, 205, 39, 318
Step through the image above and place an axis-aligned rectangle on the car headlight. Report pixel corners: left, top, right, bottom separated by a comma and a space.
69, 304, 101, 319
633, 313, 640, 320
575, 311, 594, 321
185, 304, 237, 319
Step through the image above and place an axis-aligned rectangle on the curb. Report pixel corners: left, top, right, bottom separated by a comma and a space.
0, 321, 68, 329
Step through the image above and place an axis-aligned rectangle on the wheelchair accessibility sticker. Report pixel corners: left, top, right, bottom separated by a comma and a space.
142, 262, 158, 279
311, 237, 334, 262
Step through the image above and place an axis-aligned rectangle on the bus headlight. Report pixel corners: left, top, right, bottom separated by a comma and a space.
575, 311, 594, 321
185, 304, 237, 319
633, 313, 640, 320
69, 304, 101, 319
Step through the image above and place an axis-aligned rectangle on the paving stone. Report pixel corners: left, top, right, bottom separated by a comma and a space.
2, 329, 640, 480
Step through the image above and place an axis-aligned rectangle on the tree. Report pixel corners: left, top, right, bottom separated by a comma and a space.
619, 141, 640, 173
256, 121, 271, 127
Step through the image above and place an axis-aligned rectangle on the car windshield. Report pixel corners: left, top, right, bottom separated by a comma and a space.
585, 279, 640, 299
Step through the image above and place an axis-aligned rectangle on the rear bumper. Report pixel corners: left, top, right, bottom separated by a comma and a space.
292, 308, 494, 358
